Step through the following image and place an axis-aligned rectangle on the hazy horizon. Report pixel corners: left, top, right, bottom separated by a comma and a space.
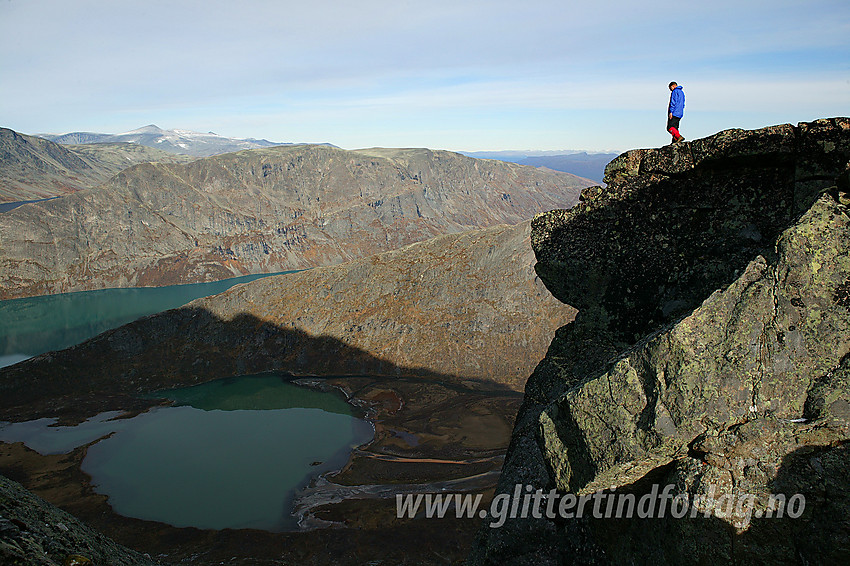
2, 0, 848, 153
29, 123, 623, 154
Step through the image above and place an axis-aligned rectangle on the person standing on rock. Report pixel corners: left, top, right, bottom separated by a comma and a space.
667, 81, 685, 143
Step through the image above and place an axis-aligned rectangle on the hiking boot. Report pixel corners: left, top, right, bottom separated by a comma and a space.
675, 135, 685, 143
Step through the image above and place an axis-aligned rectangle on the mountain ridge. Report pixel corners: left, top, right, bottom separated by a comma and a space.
39, 124, 298, 157
0, 127, 193, 202
0, 143, 593, 300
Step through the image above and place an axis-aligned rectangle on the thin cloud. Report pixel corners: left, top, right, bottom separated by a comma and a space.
1, 0, 848, 150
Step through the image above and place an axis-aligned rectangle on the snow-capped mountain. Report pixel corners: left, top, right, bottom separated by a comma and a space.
39, 125, 290, 157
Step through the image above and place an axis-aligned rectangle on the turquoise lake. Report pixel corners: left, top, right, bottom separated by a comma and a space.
0, 277, 375, 531
0, 272, 292, 367
0, 375, 373, 531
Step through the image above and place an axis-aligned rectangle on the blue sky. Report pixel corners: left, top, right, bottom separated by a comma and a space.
1, 0, 848, 152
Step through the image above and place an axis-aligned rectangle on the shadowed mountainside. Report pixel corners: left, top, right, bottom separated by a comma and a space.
0, 307, 460, 422
471, 117, 850, 565
0, 128, 192, 202
0, 143, 592, 300
0, 219, 575, 420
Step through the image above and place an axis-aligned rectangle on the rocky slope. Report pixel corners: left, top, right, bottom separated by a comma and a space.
0, 474, 160, 566
0, 219, 575, 417
470, 118, 850, 564
61, 142, 194, 174
0, 144, 592, 300
0, 128, 191, 202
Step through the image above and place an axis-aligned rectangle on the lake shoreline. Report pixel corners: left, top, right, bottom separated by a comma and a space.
0, 374, 520, 564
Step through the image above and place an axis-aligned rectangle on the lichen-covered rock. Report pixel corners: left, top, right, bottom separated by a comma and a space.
796, 117, 850, 179
688, 123, 797, 168
534, 119, 850, 343
585, 419, 850, 564
601, 149, 647, 185
471, 118, 850, 565
539, 193, 850, 495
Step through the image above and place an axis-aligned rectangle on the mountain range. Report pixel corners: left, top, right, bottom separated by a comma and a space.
36, 125, 616, 181
0, 133, 594, 300
38, 124, 290, 158
0, 219, 577, 415
461, 151, 618, 183
0, 128, 192, 203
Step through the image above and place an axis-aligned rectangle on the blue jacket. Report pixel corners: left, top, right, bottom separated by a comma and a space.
669, 85, 685, 117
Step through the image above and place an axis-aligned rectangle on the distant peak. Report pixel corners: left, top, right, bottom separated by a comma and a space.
124, 124, 165, 135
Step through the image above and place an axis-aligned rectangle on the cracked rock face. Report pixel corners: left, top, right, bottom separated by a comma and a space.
470, 118, 850, 565
0, 143, 592, 300
539, 193, 850, 496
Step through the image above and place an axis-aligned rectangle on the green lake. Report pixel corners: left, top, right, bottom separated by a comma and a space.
0, 276, 374, 531
0, 374, 374, 531
0, 272, 291, 367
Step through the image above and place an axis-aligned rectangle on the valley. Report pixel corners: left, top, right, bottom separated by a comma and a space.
2, 119, 848, 566
0, 133, 592, 300
0, 132, 586, 565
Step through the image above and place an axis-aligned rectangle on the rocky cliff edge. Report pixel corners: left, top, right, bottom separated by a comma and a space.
471, 118, 850, 565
